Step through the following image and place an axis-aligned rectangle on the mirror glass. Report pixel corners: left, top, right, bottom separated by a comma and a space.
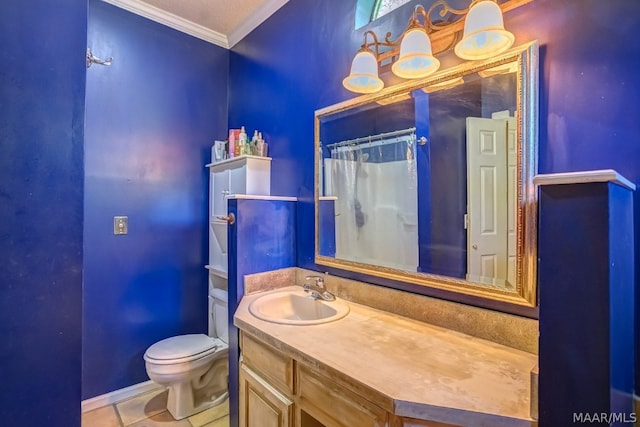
315, 42, 538, 306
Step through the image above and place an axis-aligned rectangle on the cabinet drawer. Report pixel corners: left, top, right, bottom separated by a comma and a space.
296, 364, 387, 427
241, 332, 294, 395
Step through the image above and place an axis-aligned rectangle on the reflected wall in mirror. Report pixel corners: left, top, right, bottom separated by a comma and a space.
315, 42, 538, 307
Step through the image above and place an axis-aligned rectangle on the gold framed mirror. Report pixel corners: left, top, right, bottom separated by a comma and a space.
314, 41, 538, 307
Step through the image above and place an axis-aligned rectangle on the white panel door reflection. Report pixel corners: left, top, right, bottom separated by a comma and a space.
466, 114, 516, 288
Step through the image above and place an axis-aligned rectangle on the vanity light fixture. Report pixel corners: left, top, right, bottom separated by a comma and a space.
454, 0, 515, 60
391, 8, 440, 79
343, 0, 525, 94
342, 33, 385, 94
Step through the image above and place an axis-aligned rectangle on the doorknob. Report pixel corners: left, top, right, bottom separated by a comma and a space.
216, 213, 235, 225
472, 244, 478, 250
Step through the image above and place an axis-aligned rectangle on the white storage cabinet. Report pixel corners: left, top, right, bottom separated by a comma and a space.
206, 155, 271, 335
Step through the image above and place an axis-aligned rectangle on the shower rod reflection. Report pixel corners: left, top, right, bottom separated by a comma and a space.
325, 127, 418, 150
86, 48, 113, 68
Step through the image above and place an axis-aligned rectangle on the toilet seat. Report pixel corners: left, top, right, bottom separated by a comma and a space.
144, 334, 224, 365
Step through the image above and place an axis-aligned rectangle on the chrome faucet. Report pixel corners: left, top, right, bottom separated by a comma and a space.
303, 275, 335, 301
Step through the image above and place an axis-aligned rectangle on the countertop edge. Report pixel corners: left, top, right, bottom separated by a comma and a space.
395, 400, 536, 426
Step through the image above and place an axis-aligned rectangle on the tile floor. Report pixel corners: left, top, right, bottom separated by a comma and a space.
82, 388, 229, 427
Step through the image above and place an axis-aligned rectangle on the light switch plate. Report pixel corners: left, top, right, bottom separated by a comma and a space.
114, 216, 128, 235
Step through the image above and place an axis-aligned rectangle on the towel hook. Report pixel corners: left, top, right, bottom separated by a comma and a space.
86, 48, 113, 68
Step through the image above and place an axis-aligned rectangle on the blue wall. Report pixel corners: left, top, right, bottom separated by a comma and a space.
227, 199, 297, 427
2, 0, 639, 422
538, 182, 635, 424
82, 0, 229, 398
229, 0, 640, 414
0, 0, 86, 425
230, 0, 640, 309
424, 81, 481, 278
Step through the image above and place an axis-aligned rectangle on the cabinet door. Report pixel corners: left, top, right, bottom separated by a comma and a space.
212, 169, 230, 217
240, 363, 293, 427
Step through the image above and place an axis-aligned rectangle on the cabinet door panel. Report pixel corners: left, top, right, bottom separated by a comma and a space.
229, 164, 247, 194
240, 363, 293, 427
212, 169, 229, 217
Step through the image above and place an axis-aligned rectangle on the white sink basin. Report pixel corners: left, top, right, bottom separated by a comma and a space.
248, 287, 349, 325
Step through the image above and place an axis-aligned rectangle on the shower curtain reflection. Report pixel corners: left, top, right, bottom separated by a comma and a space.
324, 130, 418, 271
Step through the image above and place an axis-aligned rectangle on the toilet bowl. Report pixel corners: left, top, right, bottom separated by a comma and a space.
144, 334, 229, 420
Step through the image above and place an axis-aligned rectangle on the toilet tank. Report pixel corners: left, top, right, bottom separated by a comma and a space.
209, 288, 228, 343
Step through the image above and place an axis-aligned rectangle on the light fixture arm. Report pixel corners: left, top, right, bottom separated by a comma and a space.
361, 0, 475, 62
380, 5, 429, 47
360, 30, 394, 57
425, 0, 473, 32
408, 4, 428, 30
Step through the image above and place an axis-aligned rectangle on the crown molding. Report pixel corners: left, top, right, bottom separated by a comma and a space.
102, 0, 229, 48
227, 0, 289, 47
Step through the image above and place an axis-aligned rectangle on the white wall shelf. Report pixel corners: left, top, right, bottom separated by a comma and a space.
205, 265, 228, 279
533, 169, 635, 191
227, 194, 297, 201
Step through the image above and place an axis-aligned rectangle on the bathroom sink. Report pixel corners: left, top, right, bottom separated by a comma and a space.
248, 287, 349, 325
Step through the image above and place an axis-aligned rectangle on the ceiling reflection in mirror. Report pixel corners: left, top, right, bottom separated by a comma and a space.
315, 42, 538, 307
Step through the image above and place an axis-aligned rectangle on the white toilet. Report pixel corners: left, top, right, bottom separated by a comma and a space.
144, 289, 229, 420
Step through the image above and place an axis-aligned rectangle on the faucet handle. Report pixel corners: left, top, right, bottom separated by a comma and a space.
305, 275, 325, 288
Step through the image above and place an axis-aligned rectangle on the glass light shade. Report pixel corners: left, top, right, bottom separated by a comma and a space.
391, 28, 440, 79
342, 50, 384, 94
454, 0, 515, 60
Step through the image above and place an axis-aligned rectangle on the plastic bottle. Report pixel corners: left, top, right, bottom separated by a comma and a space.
251, 130, 259, 155
228, 129, 236, 158
257, 132, 267, 157
237, 126, 247, 157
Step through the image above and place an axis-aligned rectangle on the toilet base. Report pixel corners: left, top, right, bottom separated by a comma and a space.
165, 355, 229, 420
167, 387, 229, 420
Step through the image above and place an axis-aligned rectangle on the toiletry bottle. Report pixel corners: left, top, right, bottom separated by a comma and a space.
251, 130, 259, 156
238, 126, 247, 156
256, 132, 264, 157
258, 132, 267, 157
228, 129, 236, 158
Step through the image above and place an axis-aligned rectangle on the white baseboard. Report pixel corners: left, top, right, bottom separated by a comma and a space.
82, 380, 164, 413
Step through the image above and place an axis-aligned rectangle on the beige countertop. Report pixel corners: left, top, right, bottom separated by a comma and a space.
234, 286, 538, 427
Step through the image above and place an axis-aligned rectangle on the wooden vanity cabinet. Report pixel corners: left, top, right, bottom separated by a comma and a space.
239, 331, 388, 427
